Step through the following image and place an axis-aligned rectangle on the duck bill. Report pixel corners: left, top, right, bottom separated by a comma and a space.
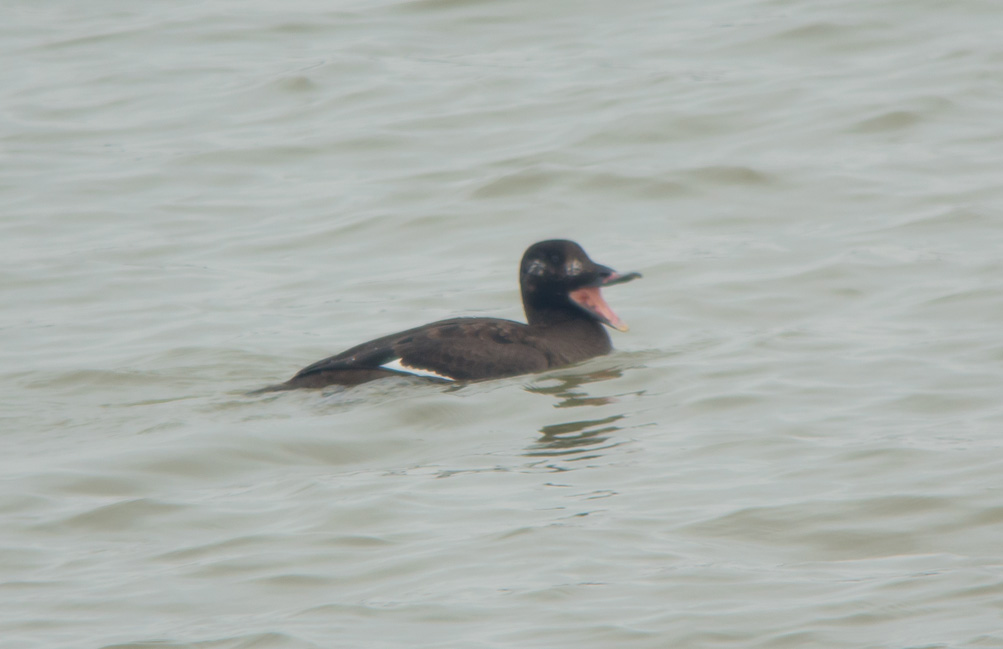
568, 270, 641, 332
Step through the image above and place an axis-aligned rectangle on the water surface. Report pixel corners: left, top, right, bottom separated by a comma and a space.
3, 1, 1003, 647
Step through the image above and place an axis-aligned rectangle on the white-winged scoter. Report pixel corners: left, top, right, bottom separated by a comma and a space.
262, 240, 640, 390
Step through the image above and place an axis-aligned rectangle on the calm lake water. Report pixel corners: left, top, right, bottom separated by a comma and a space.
3, 1, 1003, 647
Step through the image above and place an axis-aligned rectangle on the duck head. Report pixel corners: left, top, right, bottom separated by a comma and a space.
519, 239, 641, 331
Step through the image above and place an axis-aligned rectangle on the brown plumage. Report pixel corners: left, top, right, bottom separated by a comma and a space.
259, 240, 640, 391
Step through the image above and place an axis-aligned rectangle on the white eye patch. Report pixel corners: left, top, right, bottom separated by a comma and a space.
564, 259, 583, 275
527, 259, 547, 276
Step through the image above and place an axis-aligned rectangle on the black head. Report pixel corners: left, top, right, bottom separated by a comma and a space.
519, 240, 640, 330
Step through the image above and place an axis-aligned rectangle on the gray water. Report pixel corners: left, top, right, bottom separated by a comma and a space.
3, 1, 1003, 647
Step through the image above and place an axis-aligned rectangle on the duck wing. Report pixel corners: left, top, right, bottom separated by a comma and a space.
290, 317, 550, 383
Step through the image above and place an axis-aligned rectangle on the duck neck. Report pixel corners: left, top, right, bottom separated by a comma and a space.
523, 298, 600, 330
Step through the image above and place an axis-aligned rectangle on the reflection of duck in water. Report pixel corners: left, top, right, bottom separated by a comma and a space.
530, 413, 627, 455
524, 362, 654, 456
526, 367, 626, 408
260, 240, 640, 391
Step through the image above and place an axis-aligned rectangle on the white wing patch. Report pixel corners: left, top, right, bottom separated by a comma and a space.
383, 358, 457, 381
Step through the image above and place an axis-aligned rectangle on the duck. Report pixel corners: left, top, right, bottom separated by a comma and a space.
260, 239, 640, 390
